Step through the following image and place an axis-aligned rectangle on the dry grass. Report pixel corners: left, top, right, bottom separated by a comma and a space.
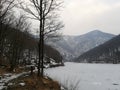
0, 65, 30, 75
7, 73, 61, 90
0, 66, 61, 90
0, 67, 8, 75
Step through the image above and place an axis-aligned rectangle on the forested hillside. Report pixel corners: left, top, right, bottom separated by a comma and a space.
0, 23, 63, 69
48, 30, 115, 61
0, 1, 63, 71
76, 35, 120, 64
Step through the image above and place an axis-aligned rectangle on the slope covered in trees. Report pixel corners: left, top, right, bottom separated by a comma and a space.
0, 22, 63, 69
0, 0, 63, 72
76, 35, 120, 64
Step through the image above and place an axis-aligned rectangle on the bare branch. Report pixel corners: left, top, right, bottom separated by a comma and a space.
19, 2, 40, 20
44, 0, 53, 17
0, 0, 15, 19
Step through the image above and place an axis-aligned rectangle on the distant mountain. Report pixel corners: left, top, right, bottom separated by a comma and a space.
76, 35, 120, 63
47, 30, 115, 61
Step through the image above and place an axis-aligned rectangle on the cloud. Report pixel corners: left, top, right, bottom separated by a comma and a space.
62, 0, 120, 35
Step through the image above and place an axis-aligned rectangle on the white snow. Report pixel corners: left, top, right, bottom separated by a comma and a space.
0, 72, 29, 90
45, 62, 120, 90
19, 83, 25, 86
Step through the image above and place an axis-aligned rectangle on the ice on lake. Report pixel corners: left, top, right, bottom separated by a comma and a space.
45, 62, 120, 90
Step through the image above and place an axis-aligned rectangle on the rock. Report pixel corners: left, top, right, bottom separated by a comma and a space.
0, 76, 2, 79
113, 83, 119, 85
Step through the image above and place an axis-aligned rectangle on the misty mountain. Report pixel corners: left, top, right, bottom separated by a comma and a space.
47, 30, 115, 61
76, 35, 120, 63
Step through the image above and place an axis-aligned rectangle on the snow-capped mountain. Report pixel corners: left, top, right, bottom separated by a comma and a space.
47, 30, 115, 61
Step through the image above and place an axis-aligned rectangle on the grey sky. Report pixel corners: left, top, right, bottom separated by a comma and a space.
61, 0, 120, 35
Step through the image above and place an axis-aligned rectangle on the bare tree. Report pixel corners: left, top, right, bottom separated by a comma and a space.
5, 14, 31, 71
18, 0, 64, 76
0, 0, 19, 64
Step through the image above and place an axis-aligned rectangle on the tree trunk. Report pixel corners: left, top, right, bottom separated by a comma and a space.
38, 0, 43, 76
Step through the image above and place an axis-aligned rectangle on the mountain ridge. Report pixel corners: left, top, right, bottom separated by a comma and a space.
46, 30, 116, 61
76, 35, 120, 63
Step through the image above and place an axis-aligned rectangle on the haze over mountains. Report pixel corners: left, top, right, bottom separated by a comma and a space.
48, 30, 115, 61
76, 35, 120, 63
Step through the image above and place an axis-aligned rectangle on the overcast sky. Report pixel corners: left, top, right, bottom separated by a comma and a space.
60, 0, 120, 35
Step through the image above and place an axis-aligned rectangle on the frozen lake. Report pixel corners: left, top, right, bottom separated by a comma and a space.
45, 62, 120, 90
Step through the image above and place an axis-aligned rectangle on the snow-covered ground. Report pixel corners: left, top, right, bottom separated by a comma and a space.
0, 72, 29, 90
45, 62, 120, 90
